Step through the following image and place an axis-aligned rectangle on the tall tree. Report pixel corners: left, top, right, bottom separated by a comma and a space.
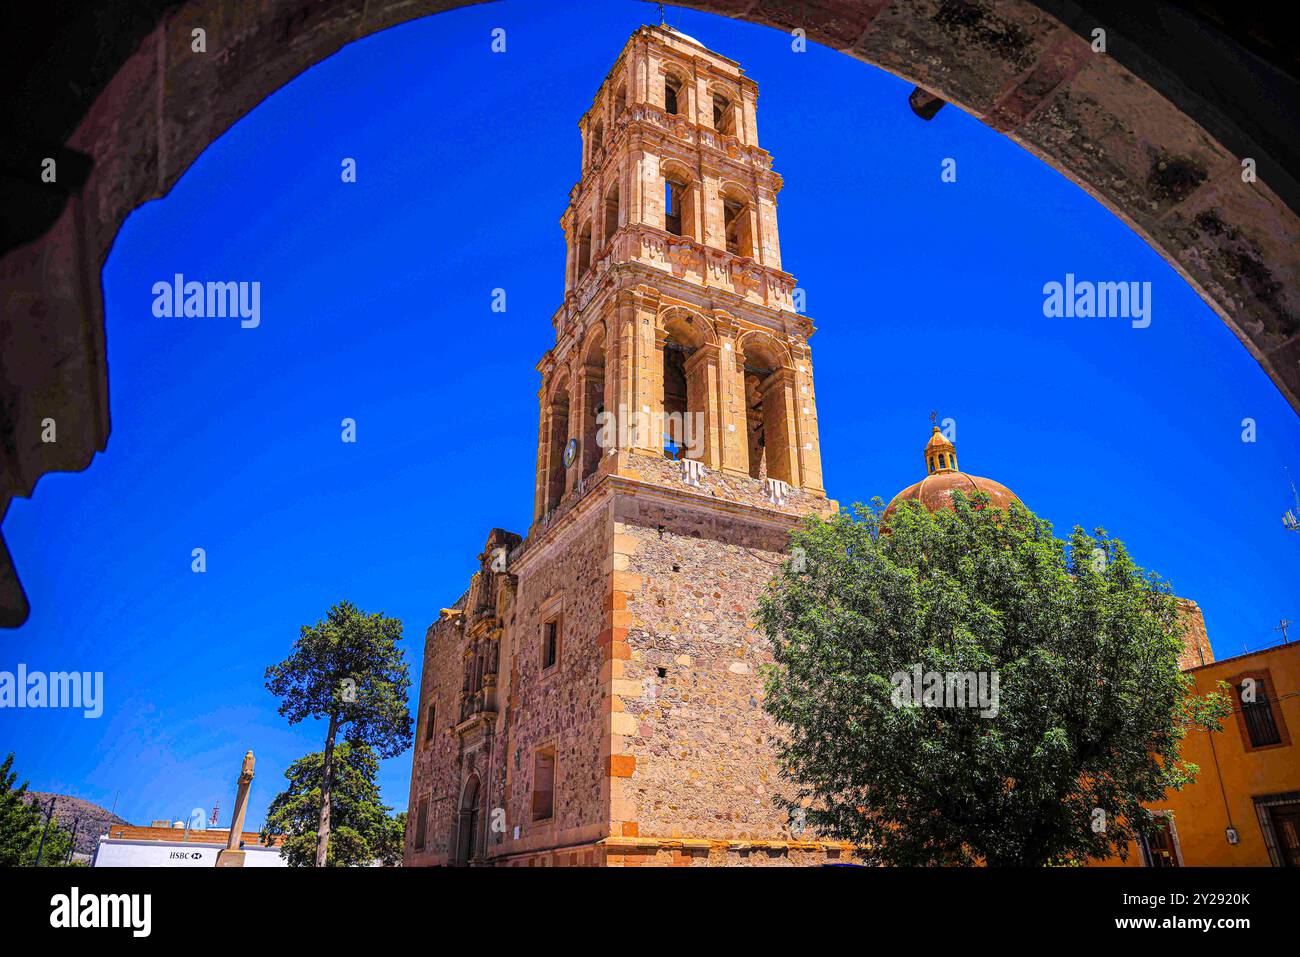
758, 495, 1229, 866
376, 811, 407, 867
261, 743, 395, 867
265, 601, 413, 866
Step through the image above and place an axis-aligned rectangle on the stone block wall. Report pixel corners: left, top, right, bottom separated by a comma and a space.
496, 499, 612, 860
603, 473, 850, 866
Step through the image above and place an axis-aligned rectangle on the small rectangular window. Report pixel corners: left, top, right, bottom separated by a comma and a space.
414, 797, 429, 851
1240, 678, 1283, 747
542, 618, 560, 671
532, 749, 556, 822
424, 703, 436, 746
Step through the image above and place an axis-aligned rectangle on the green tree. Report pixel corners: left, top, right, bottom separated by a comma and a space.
0, 753, 77, 866
265, 601, 413, 866
758, 495, 1229, 866
376, 810, 406, 867
262, 743, 394, 867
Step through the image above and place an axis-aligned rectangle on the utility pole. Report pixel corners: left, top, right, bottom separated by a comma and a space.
1275, 619, 1291, 644
33, 796, 56, 866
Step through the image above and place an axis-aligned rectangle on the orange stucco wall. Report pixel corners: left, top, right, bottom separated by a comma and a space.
1098, 641, 1299, 866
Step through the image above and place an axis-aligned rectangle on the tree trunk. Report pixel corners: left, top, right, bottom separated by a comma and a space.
315, 711, 339, 867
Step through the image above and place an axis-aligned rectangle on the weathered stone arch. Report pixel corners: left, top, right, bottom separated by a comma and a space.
658, 305, 718, 349
737, 330, 800, 485
452, 771, 482, 866
736, 328, 793, 371
2, 0, 1297, 625
542, 367, 572, 516
578, 322, 608, 479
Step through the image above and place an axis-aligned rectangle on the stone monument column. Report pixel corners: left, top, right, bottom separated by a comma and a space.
215, 750, 255, 868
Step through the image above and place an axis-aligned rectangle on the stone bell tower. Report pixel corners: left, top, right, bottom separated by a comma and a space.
532, 23, 828, 523
406, 25, 845, 869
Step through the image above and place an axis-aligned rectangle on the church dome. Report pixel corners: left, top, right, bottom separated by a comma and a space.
883, 424, 1020, 520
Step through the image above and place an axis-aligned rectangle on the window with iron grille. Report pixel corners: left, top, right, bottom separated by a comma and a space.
1239, 677, 1283, 747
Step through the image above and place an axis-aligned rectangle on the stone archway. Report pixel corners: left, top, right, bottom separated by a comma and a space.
2, 0, 1297, 625
453, 772, 482, 867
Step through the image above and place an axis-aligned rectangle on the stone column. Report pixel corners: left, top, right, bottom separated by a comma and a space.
716, 318, 750, 476
791, 348, 825, 494
215, 750, 255, 867
533, 378, 550, 523
629, 291, 661, 455
683, 343, 722, 470
701, 166, 724, 251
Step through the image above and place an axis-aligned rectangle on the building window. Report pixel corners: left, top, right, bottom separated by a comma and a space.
414, 797, 429, 851
542, 617, 561, 671
1140, 815, 1181, 867
576, 222, 592, 276
532, 748, 556, 822
424, 702, 436, 746
665, 179, 684, 236
665, 75, 682, 115
713, 93, 735, 135
722, 196, 752, 257
1253, 793, 1300, 867
603, 181, 620, 245
1232, 670, 1290, 751
1241, 677, 1282, 746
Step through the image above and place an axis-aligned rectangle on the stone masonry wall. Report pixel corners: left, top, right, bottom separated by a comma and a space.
606, 478, 850, 866
495, 498, 612, 861
405, 608, 468, 865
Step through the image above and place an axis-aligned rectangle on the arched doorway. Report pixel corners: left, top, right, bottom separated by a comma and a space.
453, 773, 482, 867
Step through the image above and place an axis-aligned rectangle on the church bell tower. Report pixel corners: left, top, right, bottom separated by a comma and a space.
406, 24, 846, 869
533, 23, 828, 529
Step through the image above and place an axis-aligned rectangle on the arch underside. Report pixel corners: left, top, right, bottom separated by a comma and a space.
1, 0, 1296, 626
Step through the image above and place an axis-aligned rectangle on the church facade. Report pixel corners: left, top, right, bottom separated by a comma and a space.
401, 24, 1260, 869
403, 24, 847, 867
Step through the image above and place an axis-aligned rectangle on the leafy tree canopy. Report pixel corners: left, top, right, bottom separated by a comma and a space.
262, 742, 400, 867
265, 600, 412, 759
758, 495, 1228, 866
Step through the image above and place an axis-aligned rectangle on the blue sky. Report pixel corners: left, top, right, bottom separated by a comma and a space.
3, 0, 1297, 830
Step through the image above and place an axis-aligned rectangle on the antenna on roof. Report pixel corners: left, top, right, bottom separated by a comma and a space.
210, 801, 220, 827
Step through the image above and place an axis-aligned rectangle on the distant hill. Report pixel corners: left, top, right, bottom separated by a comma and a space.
22, 792, 127, 856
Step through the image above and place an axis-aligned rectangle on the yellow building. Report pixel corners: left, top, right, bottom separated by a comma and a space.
1100, 641, 1300, 867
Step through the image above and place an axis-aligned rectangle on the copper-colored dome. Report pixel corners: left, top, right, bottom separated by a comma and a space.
883, 470, 1020, 520
883, 420, 1021, 520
